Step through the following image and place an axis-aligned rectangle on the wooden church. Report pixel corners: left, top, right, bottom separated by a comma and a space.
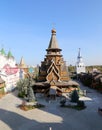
33, 29, 79, 96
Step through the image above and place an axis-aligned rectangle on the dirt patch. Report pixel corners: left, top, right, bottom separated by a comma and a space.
18, 103, 45, 111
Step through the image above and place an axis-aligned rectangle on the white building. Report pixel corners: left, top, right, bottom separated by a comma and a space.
76, 48, 86, 74
0, 48, 19, 92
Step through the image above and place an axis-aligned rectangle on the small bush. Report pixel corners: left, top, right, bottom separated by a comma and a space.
71, 90, 79, 103
18, 92, 25, 98
77, 100, 85, 108
34, 103, 45, 108
60, 98, 66, 107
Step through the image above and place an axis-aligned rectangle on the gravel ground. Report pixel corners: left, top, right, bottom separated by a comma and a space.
0, 82, 102, 130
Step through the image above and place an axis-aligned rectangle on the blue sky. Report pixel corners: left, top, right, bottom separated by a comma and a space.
0, 0, 102, 66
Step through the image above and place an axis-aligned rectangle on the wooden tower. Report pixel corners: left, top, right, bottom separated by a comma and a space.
33, 29, 79, 96
38, 29, 69, 83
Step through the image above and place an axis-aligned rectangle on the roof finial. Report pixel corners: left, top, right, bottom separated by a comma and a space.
51, 29, 56, 34
78, 48, 81, 57
52, 22, 56, 29
77, 48, 82, 60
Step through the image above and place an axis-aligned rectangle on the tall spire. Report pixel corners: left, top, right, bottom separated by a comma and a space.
19, 57, 27, 68
77, 48, 83, 62
46, 29, 62, 55
48, 29, 60, 49
76, 48, 86, 74
78, 48, 81, 58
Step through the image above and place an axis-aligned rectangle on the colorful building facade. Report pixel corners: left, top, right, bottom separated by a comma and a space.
0, 48, 19, 92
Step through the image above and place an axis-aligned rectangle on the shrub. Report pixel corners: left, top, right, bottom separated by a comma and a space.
71, 90, 79, 103
77, 100, 85, 108
60, 98, 66, 107
17, 78, 36, 100
27, 86, 35, 102
18, 91, 25, 98
16, 79, 29, 97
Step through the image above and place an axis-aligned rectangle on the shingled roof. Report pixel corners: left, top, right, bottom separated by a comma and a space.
47, 29, 61, 50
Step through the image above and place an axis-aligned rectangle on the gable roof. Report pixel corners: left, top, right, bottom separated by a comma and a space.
46, 60, 60, 82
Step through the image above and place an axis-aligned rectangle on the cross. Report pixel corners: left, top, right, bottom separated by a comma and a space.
52, 22, 56, 29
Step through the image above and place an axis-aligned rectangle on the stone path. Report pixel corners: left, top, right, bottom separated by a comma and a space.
0, 82, 102, 130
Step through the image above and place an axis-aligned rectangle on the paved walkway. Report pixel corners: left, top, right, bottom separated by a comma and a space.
0, 82, 102, 130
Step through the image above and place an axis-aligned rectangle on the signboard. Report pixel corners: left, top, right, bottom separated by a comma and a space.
3, 64, 18, 75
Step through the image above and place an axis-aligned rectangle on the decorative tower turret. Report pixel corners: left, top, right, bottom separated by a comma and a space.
76, 48, 86, 74
19, 57, 28, 78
